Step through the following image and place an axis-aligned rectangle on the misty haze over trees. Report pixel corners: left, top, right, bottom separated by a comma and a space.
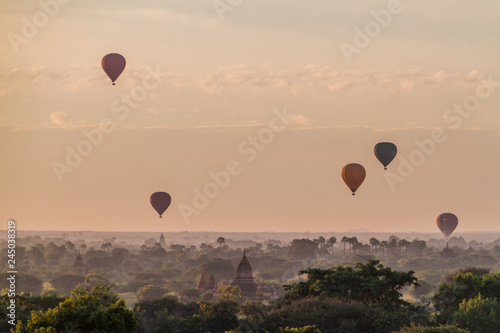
1, 230, 500, 332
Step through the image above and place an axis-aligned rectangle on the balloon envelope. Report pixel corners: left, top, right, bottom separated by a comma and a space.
101, 53, 126, 85
437, 213, 458, 237
374, 142, 397, 170
341, 163, 366, 195
150, 192, 171, 218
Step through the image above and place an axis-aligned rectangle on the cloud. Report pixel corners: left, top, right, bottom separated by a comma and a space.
0, 65, 488, 97
50, 112, 72, 126
289, 114, 311, 126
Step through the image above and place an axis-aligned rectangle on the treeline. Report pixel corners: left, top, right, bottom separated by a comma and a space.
1, 261, 499, 332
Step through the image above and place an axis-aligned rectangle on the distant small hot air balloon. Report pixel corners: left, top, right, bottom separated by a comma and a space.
150, 192, 171, 218
437, 213, 458, 238
374, 142, 397, 170
341, 163, 366, 195
101, 53, 126, 85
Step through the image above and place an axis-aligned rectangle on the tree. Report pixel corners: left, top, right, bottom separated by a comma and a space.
136, 284, 169, 302
352, 241, 365, 255
217, 285, 243, 304
28, 246, 46, 266
410, 239, 427, 255
217, 237, 226, 249
326, 236, 337, 255
199, 299, 239, 333
45, 242, 67, 266
200, 243, 208, 252
347, 237, 358, 255
369, 238, 380, 253
395, 325, 470, 333
317, 237, 325, 252
202, 258, 236, 281
288, 239, 317, 259
451, 294, 500, 333
283, 260, 418, 309
49, 274, 85, 295
398, 239, 411, 256
0, 273, 43, 295
280, 326, 321, 333
380, 241, 388, 256
65, 241, 76, 252
101, 242, 112, 251
14, 285, 136, 333
408, 280, 434, 299
432, 270, 500, 325
0, 294, 65, 332
341, 236, 348, 255
387, 238, 398, 255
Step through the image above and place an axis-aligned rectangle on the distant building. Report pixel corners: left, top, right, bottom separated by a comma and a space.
159, 233, 167, 248
196, 268, 216, 292
257, 283, 277, 300
72, 250, 88, 275
232, 251, 257, 298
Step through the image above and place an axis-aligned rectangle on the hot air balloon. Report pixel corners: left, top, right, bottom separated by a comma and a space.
374, 142, 397, 170
101, 53, 126, 85
341, 163, 366, 195
150, 192, 171, 218
437, 213, 458, 238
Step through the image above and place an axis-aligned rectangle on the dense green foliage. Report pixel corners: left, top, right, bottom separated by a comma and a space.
432, 270, 500, 325
14, 285, 136, 333
282, 260, 418, 308
1, 232, 499, 332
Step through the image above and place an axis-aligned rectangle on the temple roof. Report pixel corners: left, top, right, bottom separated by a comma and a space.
236, 251, 253, 278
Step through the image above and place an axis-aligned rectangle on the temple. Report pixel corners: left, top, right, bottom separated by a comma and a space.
196, 268, 216, 292
232, 251, 257, 298
159, 233, 167, 248
72, 250, 88, 275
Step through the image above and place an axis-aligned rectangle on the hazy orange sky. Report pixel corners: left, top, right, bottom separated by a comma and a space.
1, 1, 499, 232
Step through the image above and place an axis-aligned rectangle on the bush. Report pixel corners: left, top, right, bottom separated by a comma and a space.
451, 294, 500, 333
394, 325, 470, 332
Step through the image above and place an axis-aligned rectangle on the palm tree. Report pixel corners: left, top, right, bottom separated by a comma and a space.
380, 241, 388, 256
352, 241, 363, 255
348, 237, 359, 255
341, 236, 349, 255
327, 236, 337, 255
398, 239, 410, 255
318, 236, 325, 252
217, 237, 225, 249
388, 238, 398, 255
369, 238, 380, 253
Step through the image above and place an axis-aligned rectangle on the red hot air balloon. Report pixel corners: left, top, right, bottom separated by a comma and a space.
150, 192, 171, 218
374, 142, 397, 170
341, 163, 366, 195
437, 213, 458, 238
101, 53, 126, 85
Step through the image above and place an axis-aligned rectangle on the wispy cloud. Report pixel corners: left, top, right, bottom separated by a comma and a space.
0, 65, 487, 96
50, 111, 72, 126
